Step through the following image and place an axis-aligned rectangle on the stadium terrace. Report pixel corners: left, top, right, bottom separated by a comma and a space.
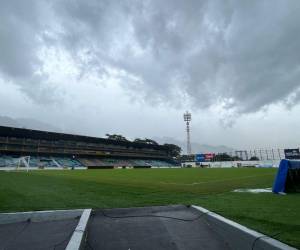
0, 126, 178, 170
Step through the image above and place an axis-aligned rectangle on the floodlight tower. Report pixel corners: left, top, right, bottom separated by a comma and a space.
183, 111, 192, 155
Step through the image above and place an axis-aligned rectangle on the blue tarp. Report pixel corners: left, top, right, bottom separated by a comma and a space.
272, 159, 300, 193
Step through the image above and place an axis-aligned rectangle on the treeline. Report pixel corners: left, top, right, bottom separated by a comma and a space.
105, 134, 181, 157
212, 153, 259, 161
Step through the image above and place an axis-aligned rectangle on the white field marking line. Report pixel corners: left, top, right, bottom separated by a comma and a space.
232, 188, 272, 193
159, 173, 274, 186
66, 209, 91, 250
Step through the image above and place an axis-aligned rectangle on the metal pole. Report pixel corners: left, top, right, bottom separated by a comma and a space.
186, 121, 191, 155
278, 148, 281, 160
259, 149, 263, 160
183, 111, 192, 155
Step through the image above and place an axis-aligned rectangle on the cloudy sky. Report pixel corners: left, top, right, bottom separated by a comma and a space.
0, 0, 300, 151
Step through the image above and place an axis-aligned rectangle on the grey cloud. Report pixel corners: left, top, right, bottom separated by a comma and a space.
0, 0, 59, 103
0, 0, 41, 78
223, 1, 300, 112
1, 0, 300, 113
130, 0, 300, 112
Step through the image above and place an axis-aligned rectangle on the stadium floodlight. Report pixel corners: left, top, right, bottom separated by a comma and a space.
183, 111, 192, 155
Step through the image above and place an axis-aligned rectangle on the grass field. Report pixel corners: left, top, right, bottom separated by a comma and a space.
0, 168, 299, 248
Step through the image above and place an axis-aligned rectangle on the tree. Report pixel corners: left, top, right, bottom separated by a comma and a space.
249, 156, 259, 161
163, 143, 181, 158
212, 153, 233, 161
133, 138, 145, 144
232, 156, 242, 161
105, 134, 129, 142
133, 138, 158, 145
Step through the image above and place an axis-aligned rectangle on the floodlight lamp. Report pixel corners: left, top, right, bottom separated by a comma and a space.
183, 111, 191, 122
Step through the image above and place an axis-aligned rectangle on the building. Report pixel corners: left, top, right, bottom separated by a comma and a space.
0, 126, 176, 169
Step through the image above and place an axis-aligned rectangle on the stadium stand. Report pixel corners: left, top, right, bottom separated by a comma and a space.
0, 126, 177, 169
0, 154, 85, 169
78, 158, 176, 168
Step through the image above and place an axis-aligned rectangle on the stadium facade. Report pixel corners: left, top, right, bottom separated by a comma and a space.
0, 126, 176, 169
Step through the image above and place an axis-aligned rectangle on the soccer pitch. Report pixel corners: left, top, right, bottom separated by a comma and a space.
0, 168, 299, 248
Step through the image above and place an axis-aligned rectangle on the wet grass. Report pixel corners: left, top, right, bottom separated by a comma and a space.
0, 168, 299, 247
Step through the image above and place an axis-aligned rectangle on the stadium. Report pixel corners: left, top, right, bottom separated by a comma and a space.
1, 1, 300, 249
0, 126, 177, 170
0, 125, 299, 249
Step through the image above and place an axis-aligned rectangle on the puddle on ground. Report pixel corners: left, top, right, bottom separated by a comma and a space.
232, 188, 272, 193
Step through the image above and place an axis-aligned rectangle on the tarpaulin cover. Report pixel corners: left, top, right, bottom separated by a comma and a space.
272, 159, 300, 193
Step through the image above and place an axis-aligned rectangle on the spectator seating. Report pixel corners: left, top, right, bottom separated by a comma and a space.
0, 154, 176, 169
0, 154, 84, 169
78, 158, 176, 168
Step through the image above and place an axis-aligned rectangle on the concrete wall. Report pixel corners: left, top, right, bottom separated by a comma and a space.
182, 160, 280, 168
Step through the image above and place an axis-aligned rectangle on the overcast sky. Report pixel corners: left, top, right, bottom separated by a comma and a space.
0, 0, 300, 150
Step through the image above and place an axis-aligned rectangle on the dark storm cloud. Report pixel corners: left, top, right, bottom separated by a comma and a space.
0, 0, 41, 78
0, 0, 58, 102
1, 0, 300, 112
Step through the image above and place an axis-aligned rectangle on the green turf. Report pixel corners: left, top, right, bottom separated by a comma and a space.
0, 168, 299, 248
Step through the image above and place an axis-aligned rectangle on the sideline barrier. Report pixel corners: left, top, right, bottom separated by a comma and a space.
0, 209, 84, 224
192, 205, 296, 250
